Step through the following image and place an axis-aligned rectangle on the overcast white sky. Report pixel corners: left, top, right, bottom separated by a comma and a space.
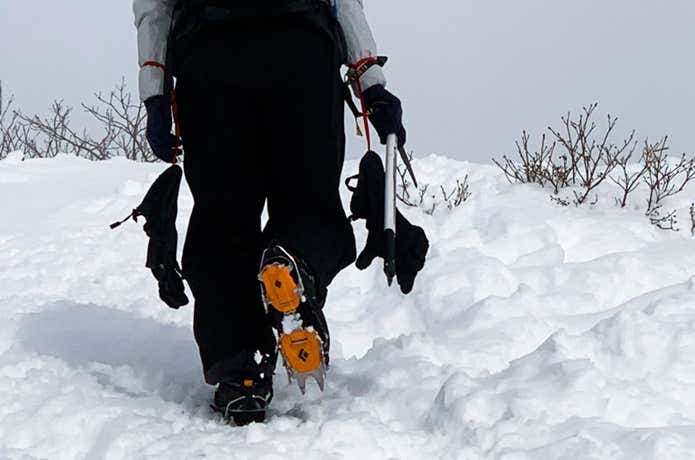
1, 0, 694, 163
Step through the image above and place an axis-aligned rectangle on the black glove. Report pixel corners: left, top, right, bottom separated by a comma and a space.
109, 165, 188, 309
138, 165, 189, 309
110, 165, 189, 308
362, 84, 407, 148
349, 151, 428, 294
356, 212, 428, 294
144, 95, 181, 163
144, 219, 189, 310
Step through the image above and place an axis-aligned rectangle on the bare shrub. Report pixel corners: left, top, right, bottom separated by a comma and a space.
493, 131, 558, 190
441, 176, 471, 210
642, 137, 695, 213
494, 104, 695, 231
610, 141, 647, 208
82, 81, 152, 162
0, 82, 38, 159
19, 100, 105, 159
637, 137, 695, 232
548, 104, 634, 204
494, 104, 636, 205
397, 150, 470, 214
2, 80, 155, 162
647, 206, 679, 232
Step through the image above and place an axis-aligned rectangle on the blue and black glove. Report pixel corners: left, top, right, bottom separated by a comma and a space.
362, 84, 407, 148
144, 95, 181, 163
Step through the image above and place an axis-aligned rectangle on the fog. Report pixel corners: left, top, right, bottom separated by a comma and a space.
2, 0, 694, 162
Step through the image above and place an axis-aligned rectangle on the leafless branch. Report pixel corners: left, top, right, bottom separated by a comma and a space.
646, 205, 679, 232
81, 79, 153, 162
550, 194, 571, 207
2, 80, 154, 162
494, 103, 652, 207
440, 176, 471, 209
643, 136, 695, 214
492, 131, 558, 189
397, 149, 470, 214
547, 104, 631, 204
0, 82, 40, 158
609, 139, 644, 208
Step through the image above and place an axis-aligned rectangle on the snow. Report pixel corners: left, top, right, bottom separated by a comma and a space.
2, 152, 695, 459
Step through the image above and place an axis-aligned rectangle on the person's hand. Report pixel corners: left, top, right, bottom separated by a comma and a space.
362, 84, 406, 148
144, 95, 182, 163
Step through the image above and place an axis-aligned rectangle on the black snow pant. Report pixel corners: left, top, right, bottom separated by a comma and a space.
175, 10, 356, 385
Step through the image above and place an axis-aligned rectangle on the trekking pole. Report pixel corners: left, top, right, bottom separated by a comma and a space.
384, 133, 398, 286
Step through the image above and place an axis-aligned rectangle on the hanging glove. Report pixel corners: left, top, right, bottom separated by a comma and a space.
143, 215, 189, 310
348, 150, 428, 294
144, 95, 182, 163
362, 84, 407, 148
356, 211, 428, 294
137, 165, 189, 308
110, 165, 189, 309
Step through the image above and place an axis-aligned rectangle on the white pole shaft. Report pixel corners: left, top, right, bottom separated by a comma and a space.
384, 134, 397, 233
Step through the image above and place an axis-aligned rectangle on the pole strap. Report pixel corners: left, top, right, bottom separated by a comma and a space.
344, 56, 388, 151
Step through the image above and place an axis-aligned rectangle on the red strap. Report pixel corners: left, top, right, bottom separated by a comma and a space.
356, 80, 372, 151
347, 57, 381, 84
351, 56, 378, 70
142, 61, 165, 70
349, 57, 380, 151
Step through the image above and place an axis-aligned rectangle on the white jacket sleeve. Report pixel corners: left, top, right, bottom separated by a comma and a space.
336, 0, 386, 91
133, 0, 177, 101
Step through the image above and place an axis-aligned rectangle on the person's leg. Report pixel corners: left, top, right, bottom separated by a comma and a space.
175, 43, 275, 385
173, 10, 355, 387
261, 17, 357, 293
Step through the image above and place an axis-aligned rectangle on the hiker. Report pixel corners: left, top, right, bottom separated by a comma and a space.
133, 0, 407, 424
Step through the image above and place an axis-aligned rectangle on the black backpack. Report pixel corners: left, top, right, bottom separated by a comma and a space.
168, 0, 345, 78
179, 0, 329, 21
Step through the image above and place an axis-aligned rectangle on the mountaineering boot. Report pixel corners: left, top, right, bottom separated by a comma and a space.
210, 353, 275, 425
258, 244, 329, 394
212, 373, 274, 425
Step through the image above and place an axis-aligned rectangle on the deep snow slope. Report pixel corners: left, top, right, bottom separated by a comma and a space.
2, 151, 695, 460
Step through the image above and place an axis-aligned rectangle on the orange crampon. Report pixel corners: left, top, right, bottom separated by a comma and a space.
259, 263, 301, 313
259, 246, 327, 394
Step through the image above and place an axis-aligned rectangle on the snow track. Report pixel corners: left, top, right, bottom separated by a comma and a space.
2, 152, 695, 459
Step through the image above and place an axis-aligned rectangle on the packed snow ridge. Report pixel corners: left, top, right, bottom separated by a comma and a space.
2, 151, 695, 459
